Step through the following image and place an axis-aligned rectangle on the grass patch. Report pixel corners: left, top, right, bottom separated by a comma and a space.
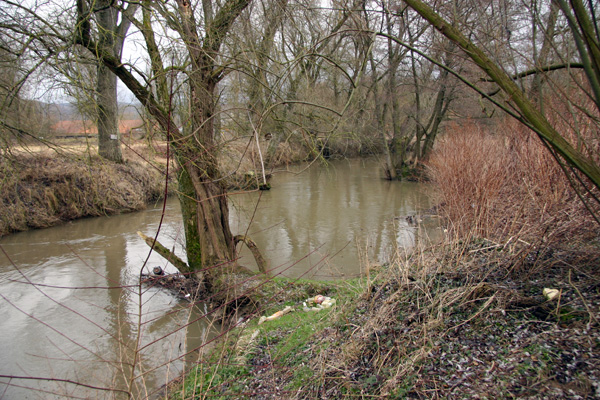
171, 278, 361, 399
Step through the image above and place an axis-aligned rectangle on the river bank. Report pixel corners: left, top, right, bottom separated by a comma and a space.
169, 123, 600, 399
170, 238, 600, 399
0, 136, 320, 237
0, 153, 168, 237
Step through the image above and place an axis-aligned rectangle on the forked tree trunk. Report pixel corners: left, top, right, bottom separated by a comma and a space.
175, 75, 236, 282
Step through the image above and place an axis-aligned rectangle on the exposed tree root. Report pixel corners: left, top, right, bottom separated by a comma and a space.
137, 231, 204, 282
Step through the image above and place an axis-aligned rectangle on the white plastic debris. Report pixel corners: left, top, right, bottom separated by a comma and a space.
303, 295, 336, 312
258, 305, 293, 325
543, 288, 560, 301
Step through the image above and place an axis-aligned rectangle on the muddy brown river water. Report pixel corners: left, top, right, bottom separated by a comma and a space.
0, 158, 439, 398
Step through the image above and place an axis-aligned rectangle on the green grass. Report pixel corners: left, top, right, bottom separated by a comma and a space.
173, 278, 363, 399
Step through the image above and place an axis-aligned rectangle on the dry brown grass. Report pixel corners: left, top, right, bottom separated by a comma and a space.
0, 133, 316, 237
306, 238, 600, 399
199, 236, 600, 399
0, 153, 166, 236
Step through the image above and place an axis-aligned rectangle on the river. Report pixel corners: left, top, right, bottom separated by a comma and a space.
0, 158, 438, 399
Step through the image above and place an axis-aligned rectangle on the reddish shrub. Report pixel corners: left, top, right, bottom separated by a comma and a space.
427, 119, 600, 269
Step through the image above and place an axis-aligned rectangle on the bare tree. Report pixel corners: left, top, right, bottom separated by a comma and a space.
92, 0, 138, 162
357, 2, 455, 179
0, 35, 54, 152
403, 0, 600, 193
75, 0, 255, 285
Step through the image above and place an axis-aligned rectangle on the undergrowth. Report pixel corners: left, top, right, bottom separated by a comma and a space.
426, 120, 600, 273
171, 239, 600, 399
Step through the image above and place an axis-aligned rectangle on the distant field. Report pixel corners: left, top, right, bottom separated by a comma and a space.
12, 137, 169, 166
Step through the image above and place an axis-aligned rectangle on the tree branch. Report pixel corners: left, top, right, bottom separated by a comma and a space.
234, 235, 267, 274
403, 0, 600, 190
137, 231, 197, 278
480, 62, 584, 82
204, 0, 252, 79
73, 28, 179, 140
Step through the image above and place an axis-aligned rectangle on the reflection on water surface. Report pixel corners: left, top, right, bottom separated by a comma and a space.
232, 158, 438, 278
0, 157, 437, 398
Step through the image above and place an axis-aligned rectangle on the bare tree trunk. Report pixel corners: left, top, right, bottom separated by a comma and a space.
385, 10, 402, 144
369, 51, 396, 179
178, 165, 235, 281
410, 48, 424, 166
170, 58, 237, 280
421, 66, 451, 159
530, 1, 559, 112
97, 65, 122, 162
96, 0, 123, 163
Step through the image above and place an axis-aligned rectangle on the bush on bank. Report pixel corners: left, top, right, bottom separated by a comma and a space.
427, 119, 600, 261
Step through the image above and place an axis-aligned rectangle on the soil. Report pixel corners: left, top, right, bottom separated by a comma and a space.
141, 272, 204, 302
